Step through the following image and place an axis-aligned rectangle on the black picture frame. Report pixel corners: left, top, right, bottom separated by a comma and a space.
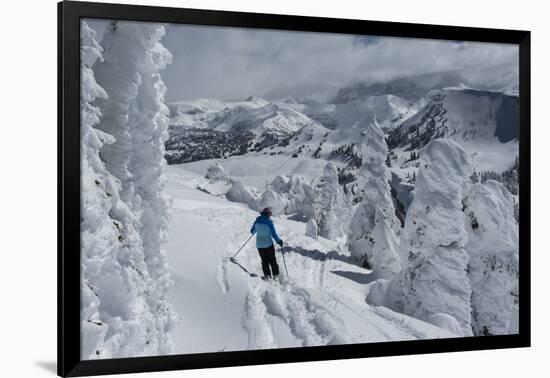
58, 1, 531, 376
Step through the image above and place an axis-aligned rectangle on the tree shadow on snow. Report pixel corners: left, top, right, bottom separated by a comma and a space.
330, 270, 373, 284
285, 246, 352, 264
286, 214, 309, 223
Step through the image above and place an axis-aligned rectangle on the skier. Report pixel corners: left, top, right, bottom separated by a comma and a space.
250, 207, 284, 280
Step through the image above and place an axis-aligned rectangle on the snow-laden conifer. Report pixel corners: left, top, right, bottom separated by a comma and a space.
89, 20, 177, 358
258, 187, 286, 216
205, 163, 229, 182
463, 180, 519, 335
315, 162, 349, 240
226, 179, 260, 210
305, 218, 319, 240
387, 139, 473, 336
80, 21, 122, 360
348, 121, 401, 273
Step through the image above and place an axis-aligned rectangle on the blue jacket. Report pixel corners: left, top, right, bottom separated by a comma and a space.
250, 215, 281, 248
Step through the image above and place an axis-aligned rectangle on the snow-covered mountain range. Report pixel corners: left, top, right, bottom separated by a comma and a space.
166, 75, 519, 182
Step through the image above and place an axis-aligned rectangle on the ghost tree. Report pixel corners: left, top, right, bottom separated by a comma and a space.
80, 20, 123, 360
226, 179, 260, 210
258, 187, 287, 216
205, 163, 229, 182
463, 180, 519, 335
315, 162, 349, 240
266, 175, 317, 220
90, 20, 177, 358
305, 218, 319, 240
348, 121, 401, 276
386, 139, 474, 336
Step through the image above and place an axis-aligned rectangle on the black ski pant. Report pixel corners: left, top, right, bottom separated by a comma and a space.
258, 244, 279, 278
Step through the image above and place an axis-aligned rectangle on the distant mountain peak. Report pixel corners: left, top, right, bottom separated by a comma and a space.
245, 96, 270, 106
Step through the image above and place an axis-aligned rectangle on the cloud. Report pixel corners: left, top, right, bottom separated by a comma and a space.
353, 35, 383, 46
87, 20, 519, 102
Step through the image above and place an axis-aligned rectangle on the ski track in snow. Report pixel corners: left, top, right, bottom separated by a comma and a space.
165, 168, 455, 354
216, 256, 230, 293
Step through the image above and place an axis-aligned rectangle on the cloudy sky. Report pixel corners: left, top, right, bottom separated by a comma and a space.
87, 20, 518, 103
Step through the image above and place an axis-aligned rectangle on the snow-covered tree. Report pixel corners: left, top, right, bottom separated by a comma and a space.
348, 121, 401, 273
367, 208, 401, 278
270, 175, 316, 218
387, 139, 473, 336
463, 180, 519, 335
82, 20, 158, 359
226, 179, 260, 210
315, 162, 349, 240
305, 218, 319, 240
258, 187, 286, 216
205, 163, 229, 182
256, 175, 317, 219
286, 175, 317, 219
80, 20, 123, 360
125, 22, 175, 353
88, 20, 177, 358
358, 120, 400, 235
270, 175, 289, 193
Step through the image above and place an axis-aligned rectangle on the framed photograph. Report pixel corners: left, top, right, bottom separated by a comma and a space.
58, 0, 530, 376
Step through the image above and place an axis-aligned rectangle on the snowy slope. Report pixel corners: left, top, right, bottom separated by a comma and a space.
167, 98, 226, 128
211, 102, 312, 136
164, 166, 455, 354
178, 154, 341, 190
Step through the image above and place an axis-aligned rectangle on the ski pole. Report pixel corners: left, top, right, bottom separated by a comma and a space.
232, 234, 254, 259
280, 246, 290, 280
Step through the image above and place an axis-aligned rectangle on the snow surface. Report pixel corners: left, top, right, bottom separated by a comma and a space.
164, 165, 455, 353
181, 154, 341, 190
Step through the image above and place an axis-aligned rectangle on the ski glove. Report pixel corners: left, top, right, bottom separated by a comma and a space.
277, 240, 283, 247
